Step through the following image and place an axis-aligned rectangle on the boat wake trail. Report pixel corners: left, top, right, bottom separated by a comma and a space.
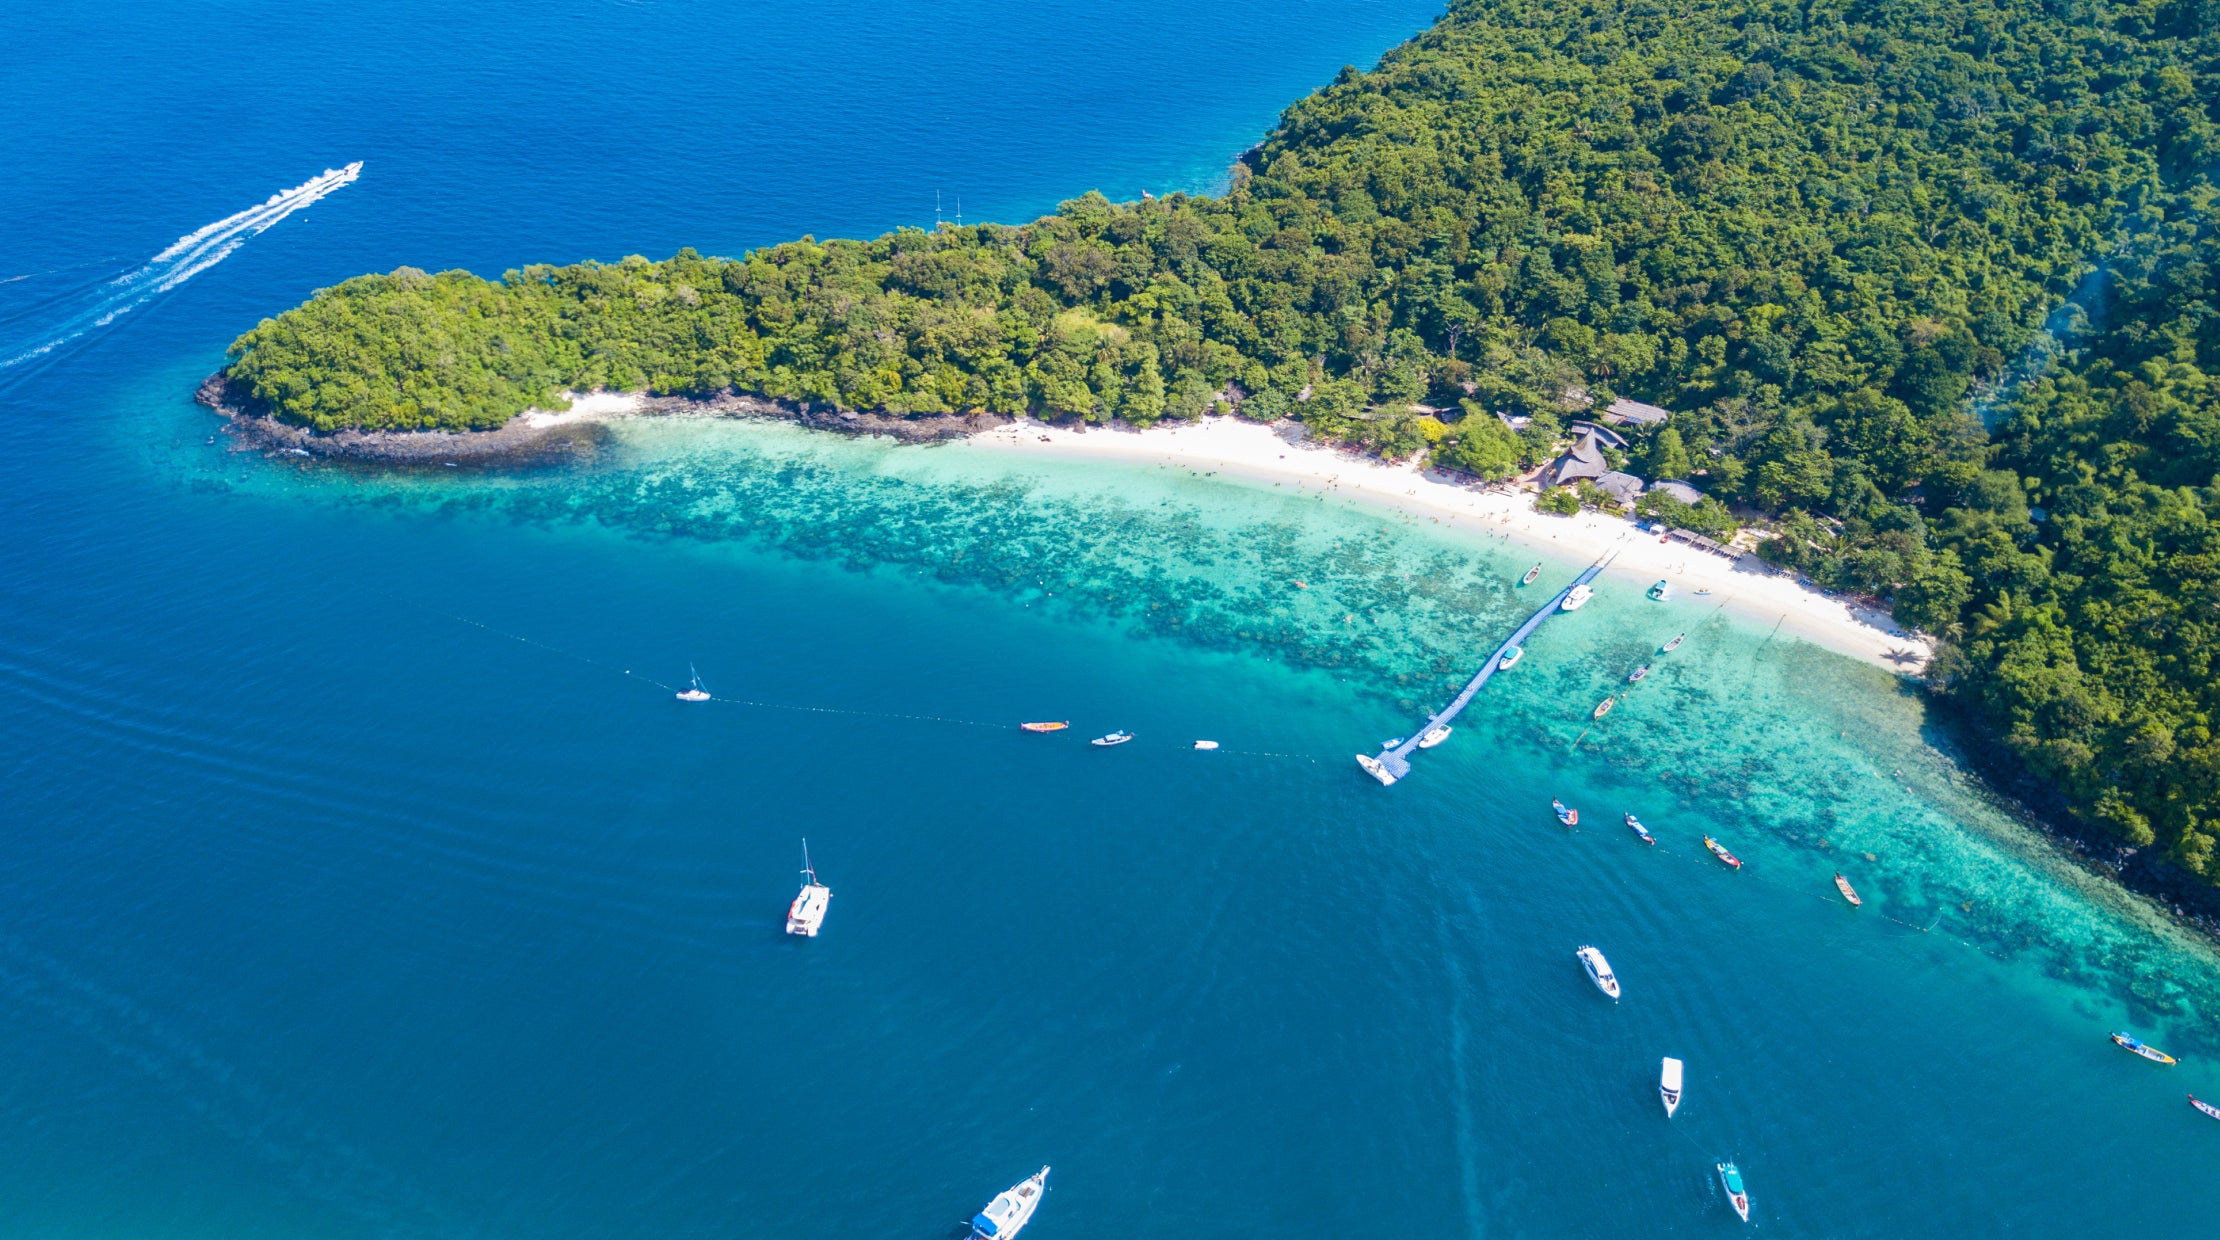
0, 161, 361, 371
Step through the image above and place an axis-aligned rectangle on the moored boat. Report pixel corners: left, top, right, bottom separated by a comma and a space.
1647, 579, 1671, 600
1520, 563, 1542, 586
785, 839, 831, 937
1019, 721, 1070, 733
1560, 583, 1594, 611
1497, 645, 1524, 669
1576, 945, 1620, 1000
1624, 813, 1656, 845
2192, 1094, 2220, 1121
1091, 731, 1133, 747
1703, 836, 1743, 869
1592, 696, 1616, 720
675, 664, 712, 702
1192, 739, 1219, 750
1355, 753, 1398, 786
1662, 633, 1685, 652
2111, 1032, 2177, 1065
969, 1167, 1050, 1239
1717, 1162, 1750, 1222
1627, 665, 1650, 683
1660, 1057, 1683, 1118
1418, 724, 1453, 749
1552, 798, 1578, 827
1834, 872, 1863, 906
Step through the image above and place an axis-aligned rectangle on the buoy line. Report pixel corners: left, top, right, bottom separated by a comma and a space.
444, 613, 1325, 761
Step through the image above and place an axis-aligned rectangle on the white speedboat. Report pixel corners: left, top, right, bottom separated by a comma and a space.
1660, 1057, 1683, 1117
1417, 724, 1452, 749
1193, 740, 1219, 750
675, 663, 712, 702
1717, 1162, 1750, 1222
1576, 945, 1620, 1000
785, 840, 831, 937
1355, 753, 1398, 786
1497, 645, 1524, 669
970, 1166, 1049, 1239
1560, 584, 1594, 611
1091, 731, 1133, 747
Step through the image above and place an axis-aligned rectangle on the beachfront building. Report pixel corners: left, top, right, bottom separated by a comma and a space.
1595, 471, 1646, 506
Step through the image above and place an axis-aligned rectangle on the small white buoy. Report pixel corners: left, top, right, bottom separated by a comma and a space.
1193, 740, 1220, 751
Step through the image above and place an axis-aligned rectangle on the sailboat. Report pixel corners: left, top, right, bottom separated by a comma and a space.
1660, 1057, 1683, 1117
675, 664, 712, 702
969, 1167, 1050, 1239
785, 840, 831, 937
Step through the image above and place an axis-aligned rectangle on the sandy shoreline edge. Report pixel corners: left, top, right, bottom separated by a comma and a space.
203, 384, 1930, 672
954, 417, 1933, 675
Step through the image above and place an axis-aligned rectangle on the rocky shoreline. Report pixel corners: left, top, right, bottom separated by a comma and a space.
195, 374, 1011, 464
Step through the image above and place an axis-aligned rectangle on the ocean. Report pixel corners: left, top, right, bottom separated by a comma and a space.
2, 1, 2217, 1235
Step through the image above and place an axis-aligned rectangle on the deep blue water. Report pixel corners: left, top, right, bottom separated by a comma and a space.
5, 2, 2220, 1237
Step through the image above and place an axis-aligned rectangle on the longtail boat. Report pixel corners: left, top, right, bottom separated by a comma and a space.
1552, 799, 1578, 827
1019, 721, 1070, 733
1593, 696, 1617, 720
1703, 836, 1743, 869
2112, 1033, 2177, 1065
2191, 1095, 2220, 1121
1834, 872, 1863, 906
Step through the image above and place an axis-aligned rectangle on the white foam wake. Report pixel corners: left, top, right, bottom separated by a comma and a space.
1, 161, 362, 370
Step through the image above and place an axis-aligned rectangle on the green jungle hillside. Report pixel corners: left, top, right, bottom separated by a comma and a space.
222, 0, 2220, 888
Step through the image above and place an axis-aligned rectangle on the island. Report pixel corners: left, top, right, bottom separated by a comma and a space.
205, 0, 2220, 906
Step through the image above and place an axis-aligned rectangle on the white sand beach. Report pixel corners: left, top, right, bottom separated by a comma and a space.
959, 415, 1933, 674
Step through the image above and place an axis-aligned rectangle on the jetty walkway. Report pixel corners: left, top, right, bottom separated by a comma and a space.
1361, 557, 1611, 786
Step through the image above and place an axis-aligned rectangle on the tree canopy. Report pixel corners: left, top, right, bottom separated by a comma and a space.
222, 0, 2220, 883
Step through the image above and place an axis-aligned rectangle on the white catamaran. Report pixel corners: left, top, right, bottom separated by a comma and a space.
969, 1166, 1050, 1239
785, 839, 831, 937
675, 664, 712, 702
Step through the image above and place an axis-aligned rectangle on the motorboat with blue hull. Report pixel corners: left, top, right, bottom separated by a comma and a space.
970, 1167, 1049, 1238
1717, 1162, 1750, 1222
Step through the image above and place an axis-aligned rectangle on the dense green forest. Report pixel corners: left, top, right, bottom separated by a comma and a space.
224, 0, 2220, 887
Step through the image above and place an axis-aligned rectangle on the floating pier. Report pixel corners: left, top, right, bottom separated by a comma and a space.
1358, 558, 1611, 786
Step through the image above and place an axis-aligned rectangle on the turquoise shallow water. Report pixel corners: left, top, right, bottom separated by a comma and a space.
6, 0, 2220, 1235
